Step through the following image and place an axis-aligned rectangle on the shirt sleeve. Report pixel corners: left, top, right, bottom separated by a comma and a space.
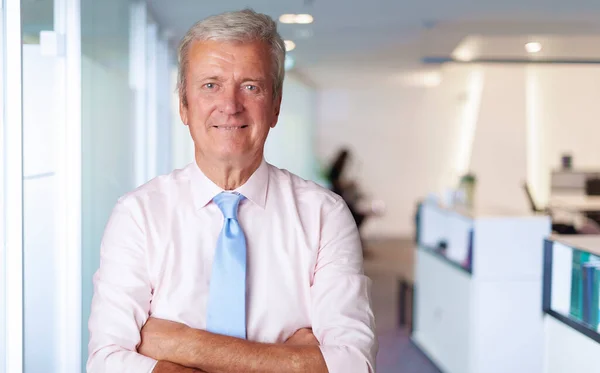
87, 200, 158, 373
311, 198, 378, 373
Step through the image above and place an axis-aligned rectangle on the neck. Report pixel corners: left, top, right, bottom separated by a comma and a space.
195, 152, 263, 190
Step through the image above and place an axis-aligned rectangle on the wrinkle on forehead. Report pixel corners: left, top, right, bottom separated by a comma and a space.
189, 40, 270, 73
185, 41, 274, 97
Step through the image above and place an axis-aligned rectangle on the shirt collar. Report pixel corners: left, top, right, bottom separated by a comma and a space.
189, 159, 269, 210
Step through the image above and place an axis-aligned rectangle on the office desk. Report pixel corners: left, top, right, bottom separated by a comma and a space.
549, 195, 600, 213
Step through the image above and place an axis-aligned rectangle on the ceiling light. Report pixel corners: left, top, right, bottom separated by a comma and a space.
454, 48, 474, 62
295, 14, 314, 24
422, 72, 442, 87
279, 14, 297, 24
525, 42, 542, 54
284, 40, 296, 52
396, 71, 442, 88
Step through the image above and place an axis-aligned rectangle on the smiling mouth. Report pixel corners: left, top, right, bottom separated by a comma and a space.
213, 125, 249, 130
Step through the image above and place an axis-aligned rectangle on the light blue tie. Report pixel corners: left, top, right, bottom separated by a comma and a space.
206, 192, 247, 339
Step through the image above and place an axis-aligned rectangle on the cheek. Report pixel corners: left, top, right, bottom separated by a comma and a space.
248, 100, 276, 121
188, 103, 217, 127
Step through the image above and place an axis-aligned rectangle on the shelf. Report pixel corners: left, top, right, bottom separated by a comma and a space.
418, 245, 472, 275
416, 202, 474, 275
545, 310, 600, 344
543, 236, 600, 345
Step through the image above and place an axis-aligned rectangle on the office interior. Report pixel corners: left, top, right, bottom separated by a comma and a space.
2, 0, 600, 372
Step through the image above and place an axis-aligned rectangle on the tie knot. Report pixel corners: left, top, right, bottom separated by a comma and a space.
213, 192, 245, 220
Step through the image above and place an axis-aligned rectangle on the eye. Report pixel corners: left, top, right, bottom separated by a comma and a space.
245, 85, 258, 91
204, 83, 216, 89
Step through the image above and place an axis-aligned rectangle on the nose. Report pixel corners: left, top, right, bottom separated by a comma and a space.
218, 86, 243, 115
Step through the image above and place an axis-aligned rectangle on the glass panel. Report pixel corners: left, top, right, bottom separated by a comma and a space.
80, 0, 134, 369
21, 0, 58, 371
0, 5, 6, 371
80, 1, 178, 368
21, 0, 53, 43
264, 76, 318, 181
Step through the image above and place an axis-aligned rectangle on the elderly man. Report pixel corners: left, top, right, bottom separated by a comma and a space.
87, 9, 377, 373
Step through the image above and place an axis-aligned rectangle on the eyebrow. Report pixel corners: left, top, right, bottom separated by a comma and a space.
196, 76, 223, 83
193, 76, 267, 85
241, 77, 266, 82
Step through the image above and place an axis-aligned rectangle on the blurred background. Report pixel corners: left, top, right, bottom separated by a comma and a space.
3, 0, 600, 372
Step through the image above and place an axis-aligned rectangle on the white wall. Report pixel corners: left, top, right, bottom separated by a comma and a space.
317, 63, 600, 237
526, 65, 600, 206
463, 64, 600, 213
468, 65, 529, 214
317, 65, 480, 237
318, 85, 427, 237
265, 73, 318, 181
466, 64, 600, 211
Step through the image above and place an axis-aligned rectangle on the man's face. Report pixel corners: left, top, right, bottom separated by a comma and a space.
180, 39, 281, 165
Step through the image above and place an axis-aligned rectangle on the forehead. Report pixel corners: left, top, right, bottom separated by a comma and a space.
187, 39, 272, 78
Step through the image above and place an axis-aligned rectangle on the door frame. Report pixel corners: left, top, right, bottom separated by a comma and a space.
3, 0, 24, 371
53, 0, 82, 370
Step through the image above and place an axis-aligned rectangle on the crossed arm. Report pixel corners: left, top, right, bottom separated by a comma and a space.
140, 318, 327, 373
87, 199, 376, 373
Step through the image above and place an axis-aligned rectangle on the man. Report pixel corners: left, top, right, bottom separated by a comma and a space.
87, 9, 377, 373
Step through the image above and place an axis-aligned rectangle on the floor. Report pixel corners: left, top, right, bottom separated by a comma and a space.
364, 238, 441, 373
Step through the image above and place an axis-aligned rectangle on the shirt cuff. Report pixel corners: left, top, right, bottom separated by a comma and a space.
145, 358, 159, 373
319, 345, 374, 373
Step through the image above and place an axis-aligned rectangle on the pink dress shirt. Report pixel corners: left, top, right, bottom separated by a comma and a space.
87, 160, 377, 372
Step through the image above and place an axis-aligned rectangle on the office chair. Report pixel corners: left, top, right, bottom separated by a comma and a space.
585, 177, 600, 226
586, 177, 600, 196
523, 182, 543, 214
522, 182, 578, 234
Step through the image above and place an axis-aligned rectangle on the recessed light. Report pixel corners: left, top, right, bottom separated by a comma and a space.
284, 40, 296, 52
525, 42, 542, 54
422, 72, 442, 87
295, 14, 314, 24
279, 14, 297, 24
395, 71, 442, 88
454, 48, 474, 62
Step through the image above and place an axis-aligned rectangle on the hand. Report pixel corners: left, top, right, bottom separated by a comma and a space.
284, 328, 320, 346
139, 317, 190, 361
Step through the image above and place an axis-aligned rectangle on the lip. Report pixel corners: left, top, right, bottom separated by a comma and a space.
212, 125, 249, 129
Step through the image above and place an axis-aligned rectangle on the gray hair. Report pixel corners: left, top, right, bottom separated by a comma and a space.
177, 9, 286, 107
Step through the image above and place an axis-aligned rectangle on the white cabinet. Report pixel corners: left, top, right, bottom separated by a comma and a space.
413, 202, 550, 373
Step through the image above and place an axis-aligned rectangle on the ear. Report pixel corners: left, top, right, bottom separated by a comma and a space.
179, 95, 189, 126
270, 94, 282, 129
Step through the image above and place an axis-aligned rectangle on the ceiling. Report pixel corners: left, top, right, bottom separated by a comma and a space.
22, 0, 600, 87
447, 34, 600, 62
147, 0, 600, 86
